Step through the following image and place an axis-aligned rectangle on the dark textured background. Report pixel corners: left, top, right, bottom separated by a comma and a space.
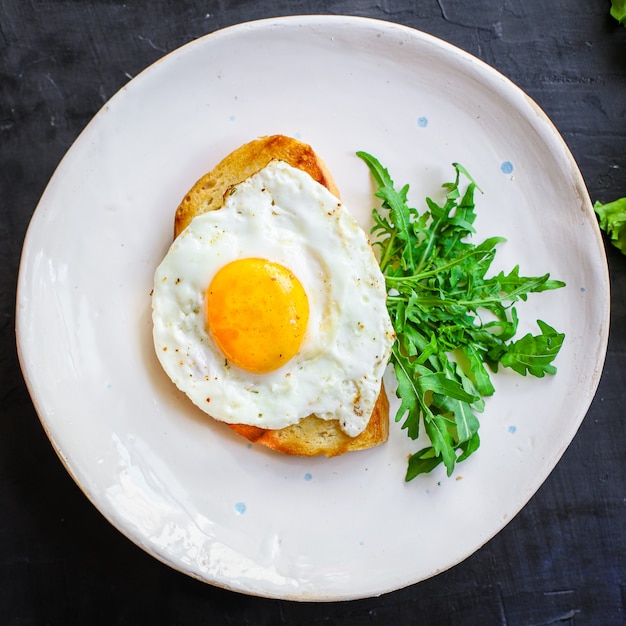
1, 1, 625, 624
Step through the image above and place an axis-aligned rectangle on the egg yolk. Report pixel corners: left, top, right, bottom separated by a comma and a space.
205, 258, 309, 373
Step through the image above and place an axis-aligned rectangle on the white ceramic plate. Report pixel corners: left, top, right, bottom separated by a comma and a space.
16, 16, 609, 600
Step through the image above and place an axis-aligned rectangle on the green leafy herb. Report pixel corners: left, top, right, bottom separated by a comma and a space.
357, 151, 566, 480
594, 197, 626, 254
611, 0, 626, 25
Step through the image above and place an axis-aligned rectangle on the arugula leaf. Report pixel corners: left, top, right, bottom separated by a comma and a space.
357, 152, 566, 480
594, 197, 626, 254
498, 320, 565, 377
611, 0, 626, 25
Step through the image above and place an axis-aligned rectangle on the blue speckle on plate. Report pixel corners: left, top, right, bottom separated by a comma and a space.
500, 161, 514, 174
580, 287, 586, 293
234, 502, 246, 515
508, 425, 517, 434
417, 116, 428, 128
304, 473, 312, 481
229, 115, 235, 121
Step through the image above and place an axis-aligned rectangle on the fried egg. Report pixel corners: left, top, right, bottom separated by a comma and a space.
152, 160, 394, 437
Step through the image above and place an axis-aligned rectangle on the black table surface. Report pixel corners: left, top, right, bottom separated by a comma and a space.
2, 1, 624, 624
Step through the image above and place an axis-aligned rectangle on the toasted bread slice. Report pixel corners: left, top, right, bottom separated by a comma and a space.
174, 135, 389, 456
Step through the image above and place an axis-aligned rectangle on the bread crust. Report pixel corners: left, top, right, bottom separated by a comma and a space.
228, 383, 389, 457
173, 135, 389, 456
175, 135, 340, 238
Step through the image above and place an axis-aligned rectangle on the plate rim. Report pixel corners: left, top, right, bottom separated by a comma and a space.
15, 14, 610, 601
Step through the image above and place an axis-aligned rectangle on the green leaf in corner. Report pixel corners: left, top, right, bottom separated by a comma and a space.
611, 0, 626, 25
594, 197, 626, 254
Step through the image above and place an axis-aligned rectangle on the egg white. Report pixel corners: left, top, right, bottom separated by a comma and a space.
152, 160, 394, 437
